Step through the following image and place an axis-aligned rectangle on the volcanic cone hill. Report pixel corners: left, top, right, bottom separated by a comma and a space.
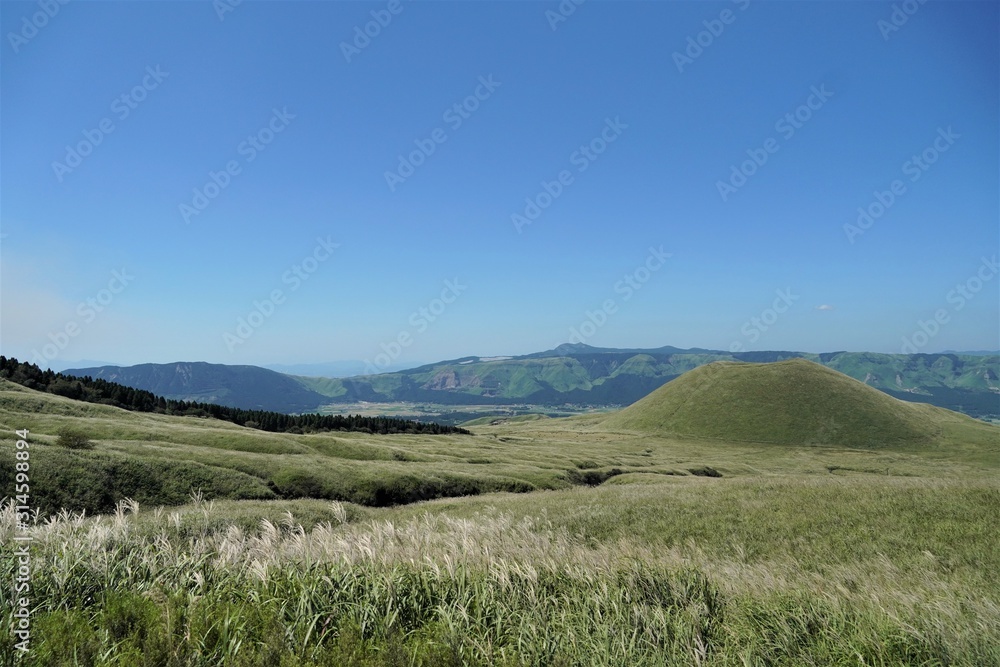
601, 358, 983, 448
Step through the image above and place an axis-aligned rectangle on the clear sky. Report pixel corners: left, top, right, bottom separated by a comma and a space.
1, 0, 997, 370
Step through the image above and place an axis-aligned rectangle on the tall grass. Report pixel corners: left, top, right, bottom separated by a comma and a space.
3, 495, 997, 666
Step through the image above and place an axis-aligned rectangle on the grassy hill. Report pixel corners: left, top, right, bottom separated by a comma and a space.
601, 358, 994, 448
0, 379, 531, 515
4, 361, 997, 517
2, 367, 1000, 664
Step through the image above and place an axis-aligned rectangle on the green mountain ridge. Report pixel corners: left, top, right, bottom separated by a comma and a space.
66, 346, 1000, 419
63, 361, 329, 413
300, 347, 1000, 418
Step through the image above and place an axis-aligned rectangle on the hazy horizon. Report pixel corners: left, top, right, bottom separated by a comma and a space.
18, 342, 1000, 378
2, 1, 997, 370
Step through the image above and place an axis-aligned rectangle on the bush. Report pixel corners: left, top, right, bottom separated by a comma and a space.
57, 428, 94, 450
687, 466, 723, 478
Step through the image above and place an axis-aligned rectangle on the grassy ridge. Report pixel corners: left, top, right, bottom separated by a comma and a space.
4, 372, 998, 516
0, 380, 522, 515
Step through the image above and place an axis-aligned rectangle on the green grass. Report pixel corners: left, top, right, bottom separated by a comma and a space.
2, 371, 999, 665
3, 374, 998, 515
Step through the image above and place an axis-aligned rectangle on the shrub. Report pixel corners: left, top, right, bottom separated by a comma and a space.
57, 428, 93, 450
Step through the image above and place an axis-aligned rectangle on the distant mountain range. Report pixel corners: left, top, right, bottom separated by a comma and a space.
46, 359, 121, 373
64, 362, 329, 413
261, 360, 420, 377
65, 345, 1000, 418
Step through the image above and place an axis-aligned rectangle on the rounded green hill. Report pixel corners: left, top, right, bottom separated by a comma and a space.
602, 358, 944, 447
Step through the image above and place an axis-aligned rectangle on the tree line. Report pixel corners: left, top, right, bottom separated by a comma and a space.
0, 356, 469, 436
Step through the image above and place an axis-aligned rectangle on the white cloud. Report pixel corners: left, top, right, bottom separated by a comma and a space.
815, 304, 834, 311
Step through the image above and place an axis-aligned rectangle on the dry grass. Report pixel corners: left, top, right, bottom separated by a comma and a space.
3, 472, 999, 665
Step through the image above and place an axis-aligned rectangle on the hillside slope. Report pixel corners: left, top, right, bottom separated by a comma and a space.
0, 378, 518, 515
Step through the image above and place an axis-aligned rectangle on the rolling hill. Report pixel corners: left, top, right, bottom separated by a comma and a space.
600, 358, 994, 448
4, 368, 1000, 664
6, 360, 997, 519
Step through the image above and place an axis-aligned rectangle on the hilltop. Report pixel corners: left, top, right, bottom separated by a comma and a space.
602, 358, 995, 448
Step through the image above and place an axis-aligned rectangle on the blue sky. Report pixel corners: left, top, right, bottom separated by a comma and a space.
1, 0, 997, 370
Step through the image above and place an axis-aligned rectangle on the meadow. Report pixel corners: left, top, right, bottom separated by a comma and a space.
1, 372, 999, 665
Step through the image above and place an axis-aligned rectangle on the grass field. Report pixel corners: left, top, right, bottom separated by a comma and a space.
2, 372, 999, 665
